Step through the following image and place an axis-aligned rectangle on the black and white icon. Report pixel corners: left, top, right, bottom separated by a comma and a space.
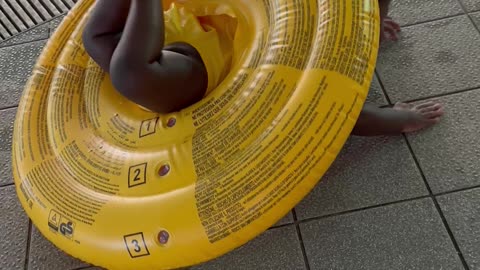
124, 232, 150, 258
128, 163, 148, 188
139, 117, 159, 138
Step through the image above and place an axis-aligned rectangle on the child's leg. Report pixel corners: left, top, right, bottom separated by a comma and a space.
352, 101, 444, 136
82, 0, 131, 71
108, 0, 207, 113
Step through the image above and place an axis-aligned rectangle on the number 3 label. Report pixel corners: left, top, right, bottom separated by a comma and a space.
124, 233, 150, 258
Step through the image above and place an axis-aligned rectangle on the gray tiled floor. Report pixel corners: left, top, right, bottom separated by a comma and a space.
472, 11, 480, 26
194, 226, 306, 270
0, 107, 16, 186
0, 40, 46, 109
1, 1, 480, 270
376, 15, 480, 102
27, 227, 88, 270
300, 199, 464, 270
390, 0, 463, 26
461, 0, 480, 11
0, 186, 29, 270
438, 188, 480, 270
296, 136, 428, 219
407, 91, 480, 193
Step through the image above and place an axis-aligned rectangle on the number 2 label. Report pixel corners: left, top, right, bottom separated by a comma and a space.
128, 163, 147, 188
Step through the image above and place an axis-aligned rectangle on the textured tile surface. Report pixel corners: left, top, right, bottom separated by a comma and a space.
366, 74, 387, 105
300, 199, 463, 270
390, 0, 463, 26
0, 186, 29, 270
28, 227, 88, 270
0, 40, 46, 108
377, 16, 480, 102
193, 225, 305, 270
408, 91, 480, 193
296, 136, 427, 219
461, 0, 480, 11
438, 188, 480, 270
273, 211, 294, 227
49, 15, 66, 37
0, 108, 16, 185
472, 11, 480, 26
0, 25, 49, 48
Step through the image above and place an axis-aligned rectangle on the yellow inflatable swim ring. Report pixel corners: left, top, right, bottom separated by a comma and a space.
12, 0, 380, 269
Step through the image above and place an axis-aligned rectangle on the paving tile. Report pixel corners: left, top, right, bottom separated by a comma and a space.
0, 25, 49, 48
366, 74, 388, 105
295, 136, 427, 220
0, 186, 29, 270
376, 16, 480, 102
28, 227, 88, 270
389, 0, 463, 26
461, 0, 480, 11
407, 91, 480, 193
0, 108, 16, 186
471, 11, 480, 27
49, 15, 66, 37
438, 188, 480, 270
193, 225, 305, 270
273, 211, 294, 227
300, 198, 463, 270
0, 40, 46, 108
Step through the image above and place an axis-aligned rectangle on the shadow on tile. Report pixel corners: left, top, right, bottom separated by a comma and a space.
27, 226, 88, 270
296, 135, 427, 220
193, 225, 305, 270
366, 74, 388, 105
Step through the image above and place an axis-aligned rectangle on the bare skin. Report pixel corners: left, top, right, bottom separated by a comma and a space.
351, 0, 444, 135
83, 0, 207, 113
83, 0, 443, 136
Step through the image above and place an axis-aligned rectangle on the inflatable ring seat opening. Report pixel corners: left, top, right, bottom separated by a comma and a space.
12, 0, 380, 269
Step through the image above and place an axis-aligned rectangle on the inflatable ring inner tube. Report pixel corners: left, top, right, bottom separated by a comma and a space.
13, 0, 380, 269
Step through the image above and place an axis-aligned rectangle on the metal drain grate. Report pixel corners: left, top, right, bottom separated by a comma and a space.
0, 0, 78, 41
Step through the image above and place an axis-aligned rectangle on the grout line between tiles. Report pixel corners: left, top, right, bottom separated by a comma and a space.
292, 209, 311, 270
297, 195, 430, 225
401, 13, 464, 29
456, 0, 480, 34
374, 69, 393, 104
0, 13, 65, 45
24, 219, 32, 270
294, 184, 480, 226
0, 183, 15, 188
0, 105, 18, 111
365, 68, 471, 267
0, 37, 50, 49
402, 86, 480, 103
71, 266, 96, 270
434, 184, 480, 197
403, 134, 470, 270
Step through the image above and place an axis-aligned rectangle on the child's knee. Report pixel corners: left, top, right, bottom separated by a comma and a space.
110, 56, 147, 97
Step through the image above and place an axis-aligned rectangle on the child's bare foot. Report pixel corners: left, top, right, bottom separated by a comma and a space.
381, 16, 401, 41
352, 101, 444, 136
392, 101, 444, 132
